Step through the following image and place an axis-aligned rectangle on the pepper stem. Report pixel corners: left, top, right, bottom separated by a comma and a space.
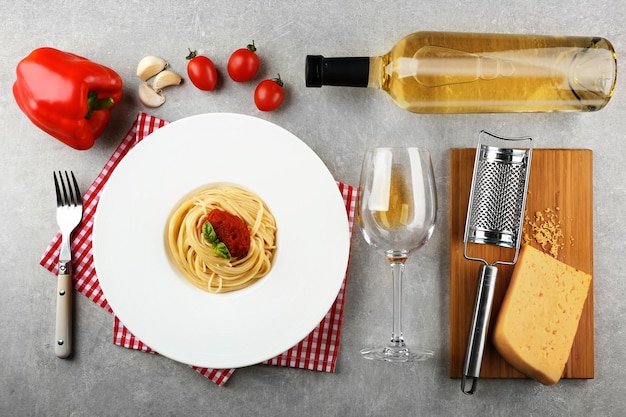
85, 92, 115, 120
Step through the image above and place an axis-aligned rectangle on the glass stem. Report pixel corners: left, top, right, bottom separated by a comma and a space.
387, 251, 408, 348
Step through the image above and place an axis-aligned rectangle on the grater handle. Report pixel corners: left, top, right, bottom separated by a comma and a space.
461, 264, 498, 395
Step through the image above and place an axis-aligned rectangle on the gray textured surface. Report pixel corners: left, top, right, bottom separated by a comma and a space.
1, 1, 625, 416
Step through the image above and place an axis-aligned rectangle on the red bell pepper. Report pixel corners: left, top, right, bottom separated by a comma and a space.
13, 47, 123, 150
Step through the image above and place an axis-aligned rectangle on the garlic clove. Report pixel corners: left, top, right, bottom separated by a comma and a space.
137, 55, 168, 81
152, 70, 183, 91
138, 82, 165, 108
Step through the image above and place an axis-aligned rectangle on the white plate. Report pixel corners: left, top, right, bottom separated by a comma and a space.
93, 113, 350, 369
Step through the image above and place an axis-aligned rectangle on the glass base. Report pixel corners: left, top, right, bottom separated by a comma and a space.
360, 345, 434, 363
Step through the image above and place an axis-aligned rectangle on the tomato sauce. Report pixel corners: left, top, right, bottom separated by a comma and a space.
206, 209, 251, 258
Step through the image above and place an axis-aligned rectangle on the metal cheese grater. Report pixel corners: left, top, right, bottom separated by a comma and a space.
461, 130, 533, 395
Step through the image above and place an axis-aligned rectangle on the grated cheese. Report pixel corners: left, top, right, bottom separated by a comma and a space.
522, 207, 567, 258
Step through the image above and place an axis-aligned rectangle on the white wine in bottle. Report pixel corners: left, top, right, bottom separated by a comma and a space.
306, 32, 617, 113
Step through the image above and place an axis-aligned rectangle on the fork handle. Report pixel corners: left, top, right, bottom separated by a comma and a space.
55, 272, 72, 358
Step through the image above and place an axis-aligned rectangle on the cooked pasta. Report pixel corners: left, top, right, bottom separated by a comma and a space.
165, 184, 277, 293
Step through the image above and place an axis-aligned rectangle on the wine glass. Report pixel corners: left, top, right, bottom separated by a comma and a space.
357, 147, 437, 362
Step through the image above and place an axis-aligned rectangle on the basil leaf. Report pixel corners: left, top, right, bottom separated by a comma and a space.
202, 221, 218, 244
213, 242, 232, 260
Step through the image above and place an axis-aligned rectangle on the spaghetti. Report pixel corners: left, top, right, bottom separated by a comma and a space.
165, 184, 277, 293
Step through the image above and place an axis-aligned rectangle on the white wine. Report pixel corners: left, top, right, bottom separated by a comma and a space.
374, 165, 413, 230
306, 31, 617, 113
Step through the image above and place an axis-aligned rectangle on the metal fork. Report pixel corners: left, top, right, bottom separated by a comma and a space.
53, 171, 83, 358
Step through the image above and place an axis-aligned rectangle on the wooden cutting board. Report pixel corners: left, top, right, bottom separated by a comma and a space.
449, 148, 594, 379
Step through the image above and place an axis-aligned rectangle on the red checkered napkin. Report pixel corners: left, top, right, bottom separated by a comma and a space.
40, 112, 357, 386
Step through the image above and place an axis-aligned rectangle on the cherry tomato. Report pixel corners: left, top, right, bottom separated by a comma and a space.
228, 41, 260, 82
185, 49, 217, 91
254, 74, 285, 112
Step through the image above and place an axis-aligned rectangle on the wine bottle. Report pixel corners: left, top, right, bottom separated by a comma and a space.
305, 31, 617, 113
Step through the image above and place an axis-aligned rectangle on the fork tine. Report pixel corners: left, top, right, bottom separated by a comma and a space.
54, 172, 62, 207
54, 171, 82, 207
64, 171, 74, 206
70, 171, 82, 207
58, 170, 70, 206
63, 171, 76, 207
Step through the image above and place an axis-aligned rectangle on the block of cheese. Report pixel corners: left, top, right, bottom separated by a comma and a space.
492, 244, 592, 386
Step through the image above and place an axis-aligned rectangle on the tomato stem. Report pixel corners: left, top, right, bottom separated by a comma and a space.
273, 73, 284, 87
186, 48, 198, 60
246, 40, 257, 53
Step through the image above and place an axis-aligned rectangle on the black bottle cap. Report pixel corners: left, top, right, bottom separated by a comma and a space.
305, 55, 324, 87
305, 55, 369, 88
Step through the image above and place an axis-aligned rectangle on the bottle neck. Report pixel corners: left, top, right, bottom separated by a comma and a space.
368, 56, 384, 89
306, 55, 374, 88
